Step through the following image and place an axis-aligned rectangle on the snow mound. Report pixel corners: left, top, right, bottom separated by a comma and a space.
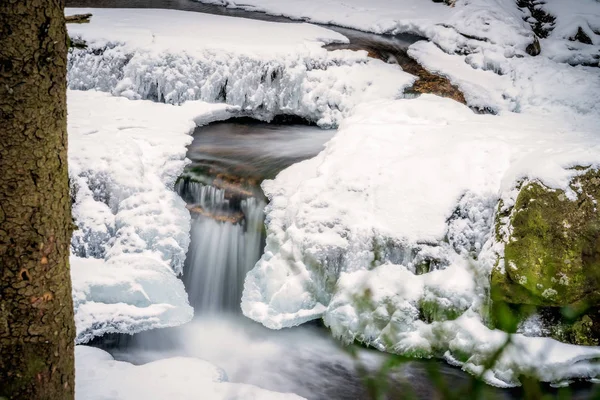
194, 0, 535, 54
75, 346, 305, 400
242, 95, 600, 385
408, 40, 600, 116
538, 0, 600, 66
67, 8, 415, 127
68, 90, 233, 342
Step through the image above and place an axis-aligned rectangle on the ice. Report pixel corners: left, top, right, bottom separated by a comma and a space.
68, 90, 233, 342
71, 256, 192, 344
67, 8, 416, 127
66, 9, 417, 342
242, 95, 600, 385
75, 346, 304, 400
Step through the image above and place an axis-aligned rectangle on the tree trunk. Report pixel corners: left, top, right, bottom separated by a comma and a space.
0, 1, 75, 399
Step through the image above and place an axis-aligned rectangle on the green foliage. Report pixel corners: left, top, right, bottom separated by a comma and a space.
418, 298, 463, 323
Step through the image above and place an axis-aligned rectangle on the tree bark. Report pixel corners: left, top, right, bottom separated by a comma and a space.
0, 1, 75, 399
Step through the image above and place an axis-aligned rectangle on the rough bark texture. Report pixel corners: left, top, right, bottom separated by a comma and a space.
0, 1, 75, 399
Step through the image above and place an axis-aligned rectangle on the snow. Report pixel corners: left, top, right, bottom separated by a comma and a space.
242, 95, 600, 385
67, 8, 415, 127
68, 90, 234, 342
75, 346, 304, 400
539, 0, 600, 66
195, 0, 535, 54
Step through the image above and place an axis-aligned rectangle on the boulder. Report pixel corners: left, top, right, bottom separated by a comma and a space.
491, 168, 600, 344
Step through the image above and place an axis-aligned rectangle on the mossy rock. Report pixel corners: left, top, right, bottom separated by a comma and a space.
541, 307, 600, 346
552, 313, 600, 346
492, 168, 600, 309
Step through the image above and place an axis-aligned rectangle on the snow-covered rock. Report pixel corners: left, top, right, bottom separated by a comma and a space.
75, 346, 305, 400
241, 95, 600, 385
538, 0, 600, 66
67, 8, 415, 127
193, 0, 599, 109
68, 90, 233, 342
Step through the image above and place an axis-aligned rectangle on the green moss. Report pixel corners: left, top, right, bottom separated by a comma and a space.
492, 169, 600, 308
547, 312, 600, 346
570, 315, 598, 345
414, 260, 430, 276
371, 237, 384, 268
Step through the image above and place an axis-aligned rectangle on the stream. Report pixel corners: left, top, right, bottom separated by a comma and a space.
68, 1, 596, 398
88, 118, 516, 399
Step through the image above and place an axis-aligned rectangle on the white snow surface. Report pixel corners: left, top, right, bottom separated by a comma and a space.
197, 0, 535, 53
68, 90, 234, 342
197, 0, 599, 66
538, 0, 600, 66
75, 346, 305, 400
242, 95, 600, 386
66, 8, 415, 127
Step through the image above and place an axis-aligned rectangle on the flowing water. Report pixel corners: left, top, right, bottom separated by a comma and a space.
177, 118, 334, 313
90, 118, 516, 399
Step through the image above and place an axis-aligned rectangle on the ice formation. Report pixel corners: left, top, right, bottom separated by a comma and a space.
75, 345, 304, 400
68, 90, 233, 342
65, 9, 419, 342
242, 94, 600, 386
67, 8, 415, 127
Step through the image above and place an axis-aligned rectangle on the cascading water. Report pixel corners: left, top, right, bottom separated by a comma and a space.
176, 180, 266, 312
174, 117, 334, 315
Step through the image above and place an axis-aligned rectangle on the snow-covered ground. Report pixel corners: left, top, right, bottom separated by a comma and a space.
188, 0, 600, 388
67, 8, 415, 127
196, 0, 599, 66
242, 95, 600, 386
75, 345, 304, 400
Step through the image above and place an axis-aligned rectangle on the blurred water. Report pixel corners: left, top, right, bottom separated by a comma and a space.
90, 120, 517, 399
175, 119, 332, 313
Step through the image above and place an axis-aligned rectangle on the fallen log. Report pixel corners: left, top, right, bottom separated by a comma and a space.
66, 13, 92, 24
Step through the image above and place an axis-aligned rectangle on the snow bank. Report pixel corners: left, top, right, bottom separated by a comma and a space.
193, 0, 599, 112
195, 0, 535, 53
75, 346, 305, 400
68, 90, 233, 342
408, 40, 600, 116
242, 95, 600, 385
538, 0, 600, 66
67, 8, 415, 127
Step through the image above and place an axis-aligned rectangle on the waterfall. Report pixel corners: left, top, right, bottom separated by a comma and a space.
176, 179, 266, 313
